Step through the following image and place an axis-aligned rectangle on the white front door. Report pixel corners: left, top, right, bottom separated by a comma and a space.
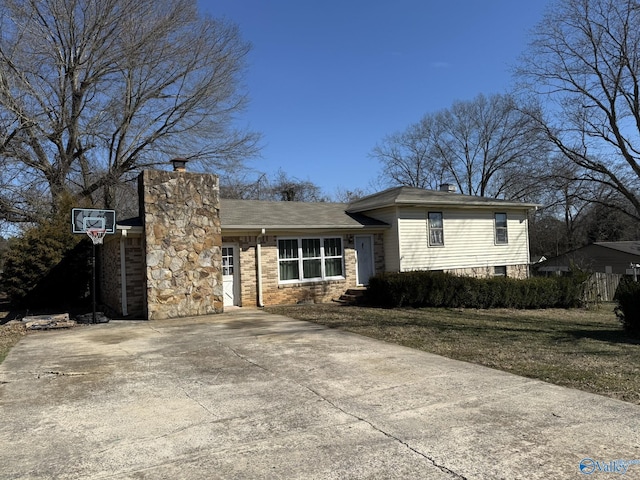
222, 244, 238, 307
355, 235, 374, 286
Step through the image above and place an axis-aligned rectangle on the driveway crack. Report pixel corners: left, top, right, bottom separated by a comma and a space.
177, 384, 216, 416
216, 341, 467, 479
304, 384, 468, 480
216, 341, 270, 372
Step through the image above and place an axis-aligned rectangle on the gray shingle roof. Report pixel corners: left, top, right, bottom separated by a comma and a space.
219, 199, 389, 230
594, 241, 640, 256
347, 186, 539, 212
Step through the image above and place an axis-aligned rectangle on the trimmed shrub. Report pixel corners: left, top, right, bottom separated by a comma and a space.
614, 278, 640, 338
366, 270, 587, 309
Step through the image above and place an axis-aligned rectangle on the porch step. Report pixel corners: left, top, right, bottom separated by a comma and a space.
333, 288, 367, 305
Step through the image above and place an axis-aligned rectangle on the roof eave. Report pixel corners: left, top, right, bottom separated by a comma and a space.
348, 200, 540, 213
116, 225, 144, 234
222, 224, 389, 231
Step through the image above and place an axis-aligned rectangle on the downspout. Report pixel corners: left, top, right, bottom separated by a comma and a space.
526, 206, 537, 279
256, 228, 265, 307
119, 229, 128, 317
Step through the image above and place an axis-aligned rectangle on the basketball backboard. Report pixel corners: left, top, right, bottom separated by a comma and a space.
71, 208, 116, 234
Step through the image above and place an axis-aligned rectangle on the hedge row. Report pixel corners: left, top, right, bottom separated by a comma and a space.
366, 271, 588, 309
614, 278, 640, 338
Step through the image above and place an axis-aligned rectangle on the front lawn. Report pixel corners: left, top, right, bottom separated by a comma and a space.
265, 303, 640, 405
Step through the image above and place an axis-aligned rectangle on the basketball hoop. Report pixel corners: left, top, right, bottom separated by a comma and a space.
86, 228, 107, 245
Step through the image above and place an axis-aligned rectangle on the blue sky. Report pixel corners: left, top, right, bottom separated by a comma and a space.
197, 1, 551, 197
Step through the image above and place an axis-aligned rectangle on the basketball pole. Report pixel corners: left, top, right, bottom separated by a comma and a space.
92, 241, 97, 324
72, 208, 115, 322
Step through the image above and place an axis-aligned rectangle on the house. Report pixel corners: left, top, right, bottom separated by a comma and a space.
99, 167, 538, 319
536, 241, 640, 275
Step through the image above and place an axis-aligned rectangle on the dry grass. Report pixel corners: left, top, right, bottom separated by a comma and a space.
0, 298, 27, 364
0, 323, 26, 364
266, 303, 640, 405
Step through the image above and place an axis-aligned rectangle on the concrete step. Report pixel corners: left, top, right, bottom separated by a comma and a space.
332, 288, 367, 305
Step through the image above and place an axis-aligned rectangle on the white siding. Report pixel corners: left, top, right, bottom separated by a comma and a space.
396, 207, 530, 271
397, 209, 429, 269
360, 207, 401, 271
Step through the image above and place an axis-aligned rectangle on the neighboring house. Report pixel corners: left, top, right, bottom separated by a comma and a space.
536, 241, 640, 275
530, 255, 547, 265
99, 167, 538, 319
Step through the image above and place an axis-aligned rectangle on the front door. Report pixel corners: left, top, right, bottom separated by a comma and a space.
222, 244, 238, 307
355, 235, 374, 286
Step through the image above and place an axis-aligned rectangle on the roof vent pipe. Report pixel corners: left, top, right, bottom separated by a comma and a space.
170, 157, 188, 172
439, 183, 457, 193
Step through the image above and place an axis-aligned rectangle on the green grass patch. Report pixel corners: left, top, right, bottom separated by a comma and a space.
265, 303, 640, 405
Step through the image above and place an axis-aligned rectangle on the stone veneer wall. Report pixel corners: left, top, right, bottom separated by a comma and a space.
141, 170, 223, 319
445, 264, 529, 279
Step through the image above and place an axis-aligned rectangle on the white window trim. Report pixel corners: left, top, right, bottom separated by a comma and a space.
494, 212, 508, 245
277, 236, 345, 284
221, 245, 236, 277
427, 211, 445, 247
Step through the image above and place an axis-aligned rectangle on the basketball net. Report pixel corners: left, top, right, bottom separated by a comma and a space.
86, 228, 107, 245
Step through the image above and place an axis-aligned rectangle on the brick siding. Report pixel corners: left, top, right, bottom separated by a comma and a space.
100, 237, 121, 313
99, 234, 145, 318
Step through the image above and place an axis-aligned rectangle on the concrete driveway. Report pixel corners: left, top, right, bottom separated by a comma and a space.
0, 309, 638, 479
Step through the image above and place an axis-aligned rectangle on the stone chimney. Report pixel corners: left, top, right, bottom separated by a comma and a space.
439, 183, 457, 193
170, 157, 188, 172
139, 169, 222, 319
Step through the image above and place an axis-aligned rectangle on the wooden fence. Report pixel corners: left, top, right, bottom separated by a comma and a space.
583, 272, 623, 303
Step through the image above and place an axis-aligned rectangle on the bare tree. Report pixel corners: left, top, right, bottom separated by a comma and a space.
433, 94, 548, 197
371, 93, 548, 198
530, 158, 594, 253
371, 116, 446, 190
517, 0, 640, 220
0, 0, 259, 223
332, 186, 370, 203
266, 170, 326, 202
219, 172, 270, 200
528, 151, 640, 255
220, 169, 326, 202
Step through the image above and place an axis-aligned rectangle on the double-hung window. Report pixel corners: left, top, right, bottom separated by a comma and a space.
278, 239, 300, 281
302, 239, 322, 279
278, 237, 344, 282
323, 238, 344, 276
495, 213, 508, 244
428, 212, 444, 246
